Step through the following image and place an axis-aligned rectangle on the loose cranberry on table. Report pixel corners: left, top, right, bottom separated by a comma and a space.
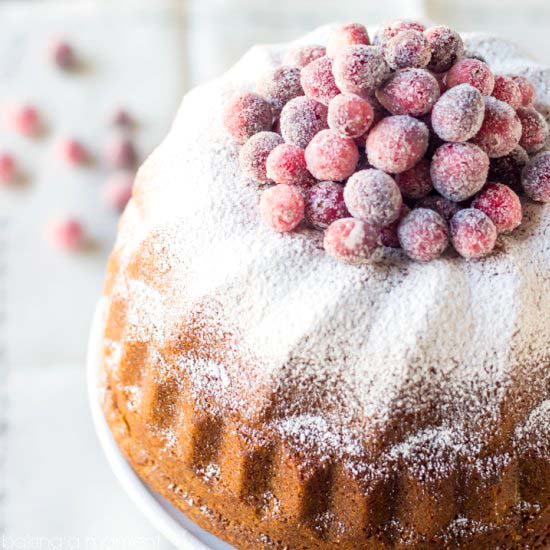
259, 184, 304, 232
266, 143, 309, 186
46, 217, 85, 251
521, 151, 550, 203
450, 208, 497, 259
379, 204, 410, 248
327, 94, 374, 138
383, 30, 431, 70
304, 181, 348, 230
376, 68, 440, 116
366, 115, 429, 174
257, 65, 304, 114
284, 44, 326, 68
105, 136, 137, 169
431, 142, 489, 201
511, 75, 535, 107
516, 107, 549, 153
223, 92, 273, 144
488, 146, 529, 190
324, 217, 379, 264
395, 159, 433, 199
445, 58, 495, 96
417, 194, 461, 221
492, 75, 522, 110
8, 105, 41, 136
57, 138, 88, 166
326, 23, 370, 59
300, 56, 340, 106
239, 132, 284, 183
51, 40, 75, 70
471, 183, 522, 234
398, 208, 449, 261
424, 26, 465, 73
0, 153, 16, 184
102, 172, 134, 212
279, 96, 328, 148
373, 20, 426, 46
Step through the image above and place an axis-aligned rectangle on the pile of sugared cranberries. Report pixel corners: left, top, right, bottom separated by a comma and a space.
223, 21, 549, 264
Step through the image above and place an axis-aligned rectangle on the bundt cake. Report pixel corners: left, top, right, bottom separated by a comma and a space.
99, 23, 549, 549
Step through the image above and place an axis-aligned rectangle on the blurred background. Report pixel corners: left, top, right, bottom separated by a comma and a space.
1, 0, 548, 548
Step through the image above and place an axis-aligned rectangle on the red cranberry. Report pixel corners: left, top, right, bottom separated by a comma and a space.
471, 97, 522, 158
105, 137, 137, 168
284, 44, 326, 68
445, 58, 495, 96
521, 151, 550, 203
379, 205, 411, 248
450, 208, 497, 259
102, 172, 134, 212
328, 94, 374, 138
51, 40, 75, 69
333, 45, 391, 97
280, 96, 328, 148
305, 129, 359, 181
395, 159, 433, 199
488, 146, 529, 190
223, 92, 273, 144
266, 143, 309, 185
324, 217, 379, 264
416, 194, 461, 221
491, 75, 522, 110
239, 132, 284, 183
511, 75, 535, 107
366, 115, 429, 174
326, 24, 370, 58
471, 183, 522, 233
258, 66, 304, 114
431, 83, 485, 142
58, 138, 88, 166
373, 20, 426, 46
9, 105, 41, 136
398, 208, 449, 261
424, 26, 464, 73
300, 56, 340, 106
376, 68, 440, 116
517, 107, 549, 153
384, 30, 431, 70
260, 184, 304, 232
0, 153, 16, 184
304, 181, 348, 229
46, 217, 85, 251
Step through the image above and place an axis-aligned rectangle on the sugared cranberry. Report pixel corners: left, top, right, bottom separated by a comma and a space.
326, 24, 370, 58
284, 44, 326, 68
9, 105, 41, 136
0, 153, 16, 184
379, 204, 410, 248
280, 96, 328, 148
488, 145, 529, 190
431, 83, 485, 142
300, 56, 340, 106
375, 68, 440, 116
398, 208, 449, 261
102, 172, 134, 212
424, 26, 464, 73
445, 58, 495, 96
517, 107, 549, 153
105, 137, 137, 168
260, 184, 304, 232
305, 129, 359, 181
304, 181, 348, 229
266, 143, 309, 185
258, 66, 304, 114
46, 217, 85, 251
223, 92, 273, 144
51, 40, 75, 69
471, 183, 522, 233
373, 20, 426, 46
344, 169, 403, 226
491, 75, 522, 110
471, 97, 522, 158
395, 159, 433, 199
324, 217, 379, 264
450, 208, 497, 259
431, 143, 489, 201
511, 75, 535, 107
521, 151, 550, 203
58, 138, 88, 166
417, 194, 461, 220
366, 115, 429, 174
328, 94, 374, 138
239, 131, 284, 183
333, 45, 391, 97
384, 30, 431, 70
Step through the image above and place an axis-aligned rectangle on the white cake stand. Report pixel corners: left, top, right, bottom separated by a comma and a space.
87, 301, 232, 550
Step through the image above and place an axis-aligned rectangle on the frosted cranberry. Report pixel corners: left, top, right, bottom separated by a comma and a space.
266, 143, 309, 185
488, 146, 529, 190
425, 26, 464, 73
0, 153, 16, 184
445, 58, 495, 96
284, 44, 326, 68
521, 151, 550, 203
333, 45, 391, 97
344, 169, 403, 226
58, 138, 88, 165
431, 84, 485, 142
260, 184, 304, 232
471, 97, 522, 158
417, 194, 461, 221
105, 137, 137, 168
300, 56, 340, 106
517, 107, 549, 153
102, 172, 134, 212
46, 217, 85, 251
305, 129, 359, 181
239, 132, 284, 183
328, 94, 374, 138
326, 24, 370, 58
384, 30, 431, 70
471, 183, 522, 233
304, 181, 348, 229
431, 143, 489, 201
112, 109, 133, 128
395, 159, 433, 199
366, 116, 429, 174
9, 105, 41, 136
51, 40, 75, 69
376, 68, 440, 116
258, 66, 304, 114
450, 208, 497, 259
491, 75, 522, 110
280, 97, 328, 148
398, 208, 449, 261
379, 205, 411, 248
511, 75, 535, 107
373, 20, 426, 46
223, 92, 273, 144
324, 217, 379, 264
